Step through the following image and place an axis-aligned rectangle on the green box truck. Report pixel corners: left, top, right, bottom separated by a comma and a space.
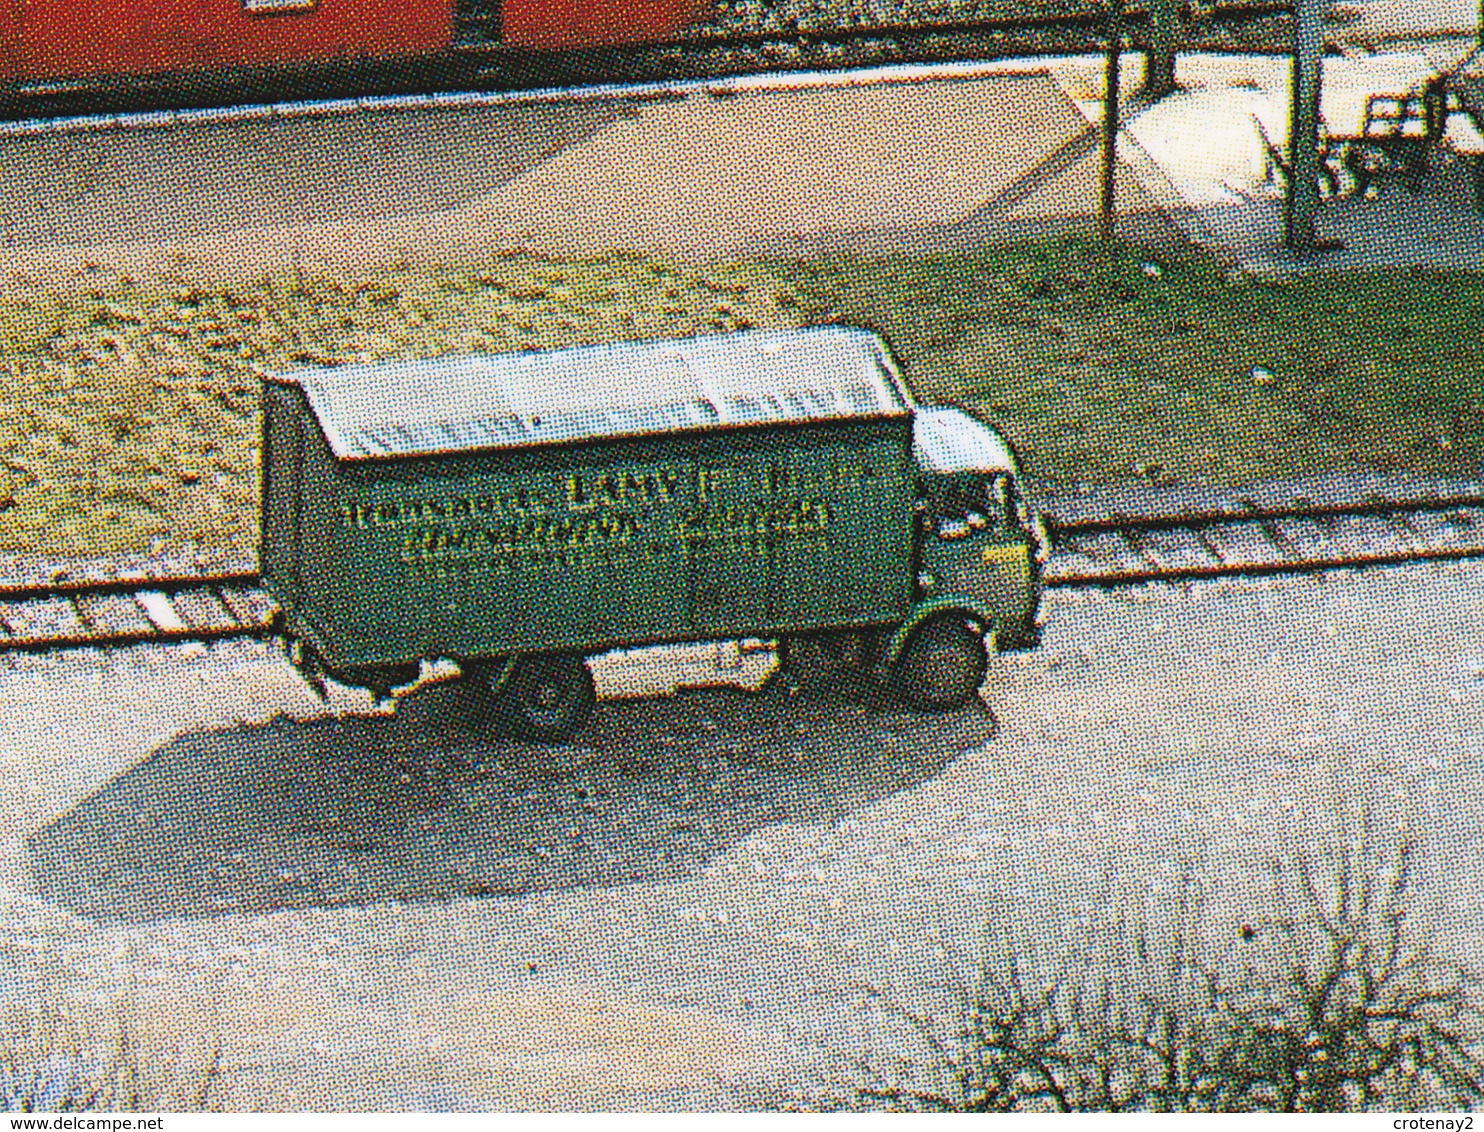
261, 326, 1043, 740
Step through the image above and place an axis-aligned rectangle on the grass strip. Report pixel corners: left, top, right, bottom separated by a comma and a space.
2, 237, 1482, 560
0, 253, 800, 559
776, 238, 1484, 496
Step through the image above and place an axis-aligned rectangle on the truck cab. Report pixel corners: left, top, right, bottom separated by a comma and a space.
781, 352, 1045, 712
910, 405, 1044, 651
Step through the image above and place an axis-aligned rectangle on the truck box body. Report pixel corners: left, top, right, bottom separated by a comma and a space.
261, 328, 920, 673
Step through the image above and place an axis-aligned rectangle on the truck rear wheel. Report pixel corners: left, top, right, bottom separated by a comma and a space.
779, 630, 885, 691
893, 616, 987, 710
495, 653, 596, 742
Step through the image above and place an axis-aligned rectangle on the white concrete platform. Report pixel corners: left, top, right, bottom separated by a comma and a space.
1049, 47, 1484, 273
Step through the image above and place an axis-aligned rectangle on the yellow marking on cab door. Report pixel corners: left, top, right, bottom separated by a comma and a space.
981, 543, 1029, 569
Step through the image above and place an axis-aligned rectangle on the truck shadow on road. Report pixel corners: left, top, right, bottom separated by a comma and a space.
26, 679, 995, 924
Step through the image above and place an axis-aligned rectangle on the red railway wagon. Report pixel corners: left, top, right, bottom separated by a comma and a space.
0, 0, 711, 90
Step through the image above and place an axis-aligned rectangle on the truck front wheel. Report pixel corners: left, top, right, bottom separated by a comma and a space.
487, 654, 596, 742
892, 616, 987, 710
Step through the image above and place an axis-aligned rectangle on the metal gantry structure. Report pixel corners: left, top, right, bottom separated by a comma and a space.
1283, 0, 1323, 251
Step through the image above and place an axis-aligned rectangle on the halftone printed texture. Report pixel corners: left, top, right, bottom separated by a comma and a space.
4, 0, 1484, 1113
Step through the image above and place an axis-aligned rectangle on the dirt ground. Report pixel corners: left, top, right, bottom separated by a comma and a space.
0, 642, 993, 1108
8, 560, 1484, 1108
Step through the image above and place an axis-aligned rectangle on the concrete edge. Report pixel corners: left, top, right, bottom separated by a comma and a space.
0, 55, 1059, 140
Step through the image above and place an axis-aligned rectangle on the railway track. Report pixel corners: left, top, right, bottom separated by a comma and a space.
0, 571, 275, 655
1042, 495, 1484, 587
4, 497, 1484, 655
646, 0, 1297, 69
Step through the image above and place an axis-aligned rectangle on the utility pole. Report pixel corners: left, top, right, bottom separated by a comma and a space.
1143, 0, 1180, 100
1283, 0, 1323, 251
1099, 0, 1124, 241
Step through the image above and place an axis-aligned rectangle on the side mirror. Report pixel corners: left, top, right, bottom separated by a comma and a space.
988, 473, 1013, 513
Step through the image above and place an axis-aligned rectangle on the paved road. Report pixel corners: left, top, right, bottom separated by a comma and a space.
5, 559, 1484, 1108
0, 67, 1177, 291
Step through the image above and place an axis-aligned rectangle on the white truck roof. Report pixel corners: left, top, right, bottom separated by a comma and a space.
911, 406, 1019, 476
268, 326, 915, 460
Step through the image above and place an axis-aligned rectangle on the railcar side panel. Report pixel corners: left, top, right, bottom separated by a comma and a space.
13, 0, 453, 82
0, 0, 19, 82
501, 0, 712, 49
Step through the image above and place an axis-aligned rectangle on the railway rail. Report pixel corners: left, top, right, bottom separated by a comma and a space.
5, 496, 1484, 655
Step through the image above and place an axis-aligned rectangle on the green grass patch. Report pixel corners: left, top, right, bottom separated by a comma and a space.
775, 238, 1484, 495
3, 238, 1483, 561
0, 253, 800, 559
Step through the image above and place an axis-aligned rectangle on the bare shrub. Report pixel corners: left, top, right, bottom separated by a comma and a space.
854, 813, 1484, 1112
0, 1002, 223, 1113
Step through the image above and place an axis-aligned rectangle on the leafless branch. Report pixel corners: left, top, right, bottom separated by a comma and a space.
850, 801, 1484, 1112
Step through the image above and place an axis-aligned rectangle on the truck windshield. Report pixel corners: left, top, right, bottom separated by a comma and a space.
923, 471, 1027, 531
